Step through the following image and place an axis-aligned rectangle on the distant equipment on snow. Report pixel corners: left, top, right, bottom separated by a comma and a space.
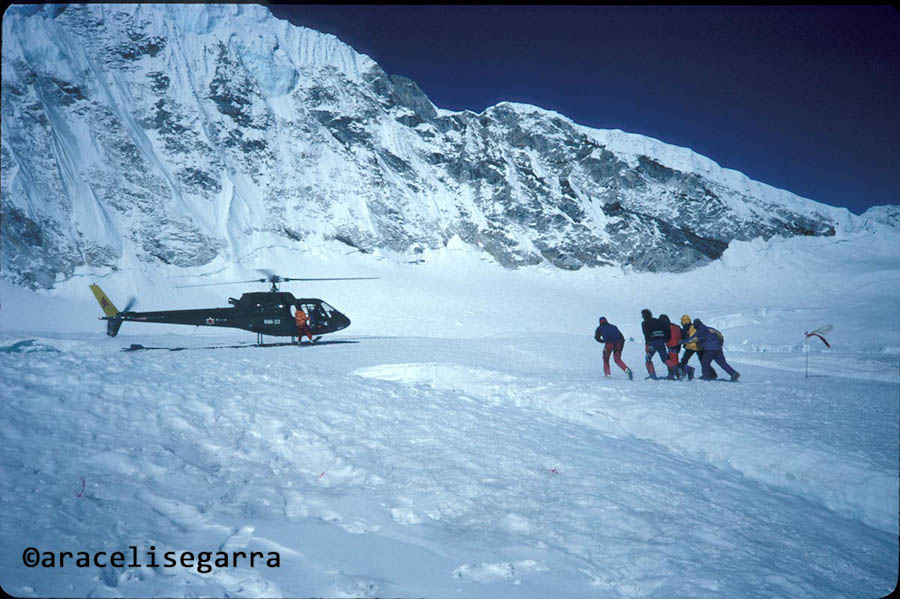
804, 325, 833, 379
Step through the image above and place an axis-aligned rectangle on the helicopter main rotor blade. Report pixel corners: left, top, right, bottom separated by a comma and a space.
174, 279, 265, 288
282, 277, 380, 281
173, 275, 379, 288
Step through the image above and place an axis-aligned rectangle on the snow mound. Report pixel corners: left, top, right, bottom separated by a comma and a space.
354, 359, 898, 534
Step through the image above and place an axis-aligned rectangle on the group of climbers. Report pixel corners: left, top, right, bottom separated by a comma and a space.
593, 309, 740, 382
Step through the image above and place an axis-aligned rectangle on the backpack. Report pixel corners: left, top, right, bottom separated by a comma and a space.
710, 328, 724, 345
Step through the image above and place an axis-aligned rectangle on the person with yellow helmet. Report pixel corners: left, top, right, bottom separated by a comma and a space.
678, 314, 702, 380
682, 318, 740, 381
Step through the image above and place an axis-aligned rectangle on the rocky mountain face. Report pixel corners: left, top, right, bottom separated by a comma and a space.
861, 205, 900, 229
1, 4, 861, 289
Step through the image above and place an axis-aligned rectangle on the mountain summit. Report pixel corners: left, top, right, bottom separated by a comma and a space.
2, 4, 858, 289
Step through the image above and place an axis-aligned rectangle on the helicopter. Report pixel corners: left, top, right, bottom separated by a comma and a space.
89, 270, 378, 345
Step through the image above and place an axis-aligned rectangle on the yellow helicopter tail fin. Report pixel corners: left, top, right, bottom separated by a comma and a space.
89, 284, 120, 318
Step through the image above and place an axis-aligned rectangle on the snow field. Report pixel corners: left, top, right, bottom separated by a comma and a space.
0, 330, 896, 598
353, 345, 898, 534
1, 227, 898, 597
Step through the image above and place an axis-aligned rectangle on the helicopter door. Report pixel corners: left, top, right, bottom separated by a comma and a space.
295, 301, 332, 330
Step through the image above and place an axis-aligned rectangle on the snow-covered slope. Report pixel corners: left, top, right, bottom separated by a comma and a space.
1, 3, 874, 290
0, 226, 898, 598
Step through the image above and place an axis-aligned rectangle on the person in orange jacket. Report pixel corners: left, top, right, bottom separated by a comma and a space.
295, 306, 314, 343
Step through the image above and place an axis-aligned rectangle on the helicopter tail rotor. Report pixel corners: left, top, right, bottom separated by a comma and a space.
122, 296, 138, 313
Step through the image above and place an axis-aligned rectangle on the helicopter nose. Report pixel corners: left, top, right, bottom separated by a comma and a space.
334, 311, 350, 331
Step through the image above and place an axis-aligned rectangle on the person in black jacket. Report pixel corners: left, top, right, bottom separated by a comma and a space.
641, 309, 670, 380
594, 317, 633, 380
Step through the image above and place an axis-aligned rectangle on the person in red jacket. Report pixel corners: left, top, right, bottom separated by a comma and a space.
295, 306, 314, 343
660, 314, 682, 379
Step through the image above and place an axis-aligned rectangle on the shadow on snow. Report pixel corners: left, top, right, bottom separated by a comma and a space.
121, 339, 360, 352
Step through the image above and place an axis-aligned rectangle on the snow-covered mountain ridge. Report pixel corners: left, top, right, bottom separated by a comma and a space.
0, 3, 887, 290
861, 204, 900, 229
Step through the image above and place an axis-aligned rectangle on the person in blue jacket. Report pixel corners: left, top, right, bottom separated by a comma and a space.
682, 318, 740, 381
594, 317, 633, 380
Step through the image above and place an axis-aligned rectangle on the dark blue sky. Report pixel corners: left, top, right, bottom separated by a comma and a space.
267, 5, 900, 215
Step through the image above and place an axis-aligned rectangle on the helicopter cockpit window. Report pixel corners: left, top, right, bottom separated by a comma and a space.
296, 302, 333, 327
